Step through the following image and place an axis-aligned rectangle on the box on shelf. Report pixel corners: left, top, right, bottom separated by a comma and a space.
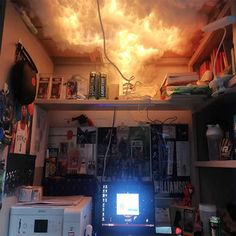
37, 76, 50, 99
50, 76, 63, 99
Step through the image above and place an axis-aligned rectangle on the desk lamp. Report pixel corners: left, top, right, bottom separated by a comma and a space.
202, 16, 236, 96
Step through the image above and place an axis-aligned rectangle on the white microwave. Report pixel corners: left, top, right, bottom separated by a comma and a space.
8, 196, 92, 236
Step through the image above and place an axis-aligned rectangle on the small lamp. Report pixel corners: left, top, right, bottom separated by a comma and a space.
202, 16, 236, 96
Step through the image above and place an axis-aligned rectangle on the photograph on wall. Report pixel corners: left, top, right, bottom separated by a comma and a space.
77, 126, 96, 175
44, 148, 58, 178
151, 124, 190, 198
47, 127, 77, 176
67, 147, 81, 174
9, 103, 34, 155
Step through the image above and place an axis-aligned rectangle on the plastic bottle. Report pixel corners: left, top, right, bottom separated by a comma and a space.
206, 124, 223, 160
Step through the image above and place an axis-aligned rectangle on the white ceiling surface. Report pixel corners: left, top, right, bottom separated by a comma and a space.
13, 0, 222, 60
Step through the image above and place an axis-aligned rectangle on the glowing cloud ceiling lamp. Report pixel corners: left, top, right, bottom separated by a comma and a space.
202, 16, 236, 96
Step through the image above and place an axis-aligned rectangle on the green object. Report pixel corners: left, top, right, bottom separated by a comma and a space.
209, 216, 221, 236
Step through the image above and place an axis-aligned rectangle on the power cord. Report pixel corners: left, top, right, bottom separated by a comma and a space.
146, 106, 178, 124
96, 0, 135, 85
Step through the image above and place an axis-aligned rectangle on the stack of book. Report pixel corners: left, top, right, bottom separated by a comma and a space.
198, 43, 235, 80
160, 72, 201, 99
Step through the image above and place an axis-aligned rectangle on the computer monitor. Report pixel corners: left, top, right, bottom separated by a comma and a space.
100, 181, 155, 236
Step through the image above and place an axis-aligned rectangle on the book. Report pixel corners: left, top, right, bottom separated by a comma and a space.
165, 73, 198, 86
231, 47, 236, 75
50, 76, 63, 99
37, 76, 50, 99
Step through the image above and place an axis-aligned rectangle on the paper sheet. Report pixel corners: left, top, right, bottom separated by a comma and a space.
176, 141, 190, 176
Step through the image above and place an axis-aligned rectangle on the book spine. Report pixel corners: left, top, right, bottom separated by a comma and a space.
231, 47, 236, 75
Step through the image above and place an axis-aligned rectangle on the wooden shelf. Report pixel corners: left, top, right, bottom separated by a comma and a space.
193, 87, 236, 113
34, 96, 207, 111
195, 160, 236, 168
188, 1, 231, 69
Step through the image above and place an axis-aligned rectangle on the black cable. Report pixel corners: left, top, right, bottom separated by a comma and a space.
102, 108, 116, 181
146, 106, 163, 124
146, 106, 178, 124
162, 116, 178, 124
96, 0, 134, 83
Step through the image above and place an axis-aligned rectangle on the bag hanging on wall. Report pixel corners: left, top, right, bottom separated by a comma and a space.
9, 42, 38, 105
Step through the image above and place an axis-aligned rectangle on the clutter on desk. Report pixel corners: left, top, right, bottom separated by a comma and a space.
17, 185, 42, 202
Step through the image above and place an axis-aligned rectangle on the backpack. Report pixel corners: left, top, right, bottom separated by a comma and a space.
9, 43, 38, 105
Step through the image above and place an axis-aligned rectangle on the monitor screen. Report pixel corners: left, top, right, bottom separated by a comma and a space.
100, 181, 155, 236
116, 193, 139, 216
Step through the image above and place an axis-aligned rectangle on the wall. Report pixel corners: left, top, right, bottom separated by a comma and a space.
53, 59, 189, 98
0, 1, 53, 90
0, 2, 53, 236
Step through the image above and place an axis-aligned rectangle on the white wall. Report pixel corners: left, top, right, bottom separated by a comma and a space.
0, 2, 53, 236
0, 1, 53, 90
54, 61, 188, 98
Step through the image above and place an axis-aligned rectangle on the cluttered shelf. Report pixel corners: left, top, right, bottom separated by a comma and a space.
195, 160, 236, 168
188, 0, 231, 69
34, 96, 208, 111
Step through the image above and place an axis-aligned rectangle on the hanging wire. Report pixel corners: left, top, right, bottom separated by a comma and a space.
96, 0, 135, 85
162, 116, 178, 124
102, 108, 116, 181
212, 27, 227, 78
146, 105, 178, 124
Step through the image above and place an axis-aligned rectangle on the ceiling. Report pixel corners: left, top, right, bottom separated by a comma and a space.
11, 0, 225, 65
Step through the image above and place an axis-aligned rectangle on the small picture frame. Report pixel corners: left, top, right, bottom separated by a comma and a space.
66, 79, 78, 99
50, 76, 63, 99
37, 76, 50, 99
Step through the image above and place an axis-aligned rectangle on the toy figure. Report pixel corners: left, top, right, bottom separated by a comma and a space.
182, 183, 194, 207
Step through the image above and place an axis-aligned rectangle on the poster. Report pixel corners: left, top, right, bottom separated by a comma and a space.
97, 126, 151, 180
10, 103, 34, 155
151, 124, 190, 198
